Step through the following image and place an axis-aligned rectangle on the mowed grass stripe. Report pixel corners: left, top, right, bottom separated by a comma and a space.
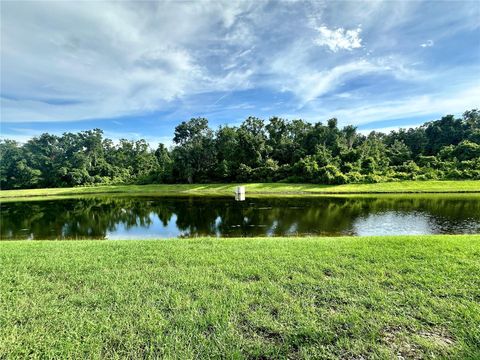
0, 180, 479, 200
1, 235, 479, 359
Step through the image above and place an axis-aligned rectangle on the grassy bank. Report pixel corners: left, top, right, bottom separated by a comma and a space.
1, 235, 479, 358
0, 180, 479, 200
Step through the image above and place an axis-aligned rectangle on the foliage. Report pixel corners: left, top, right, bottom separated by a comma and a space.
1, 110, 479, 189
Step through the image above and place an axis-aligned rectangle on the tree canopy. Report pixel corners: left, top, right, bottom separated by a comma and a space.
1, 109, 479, 189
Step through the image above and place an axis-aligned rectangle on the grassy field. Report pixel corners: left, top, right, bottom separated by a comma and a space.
1, 235, 479, 359
0, 180, 479, 200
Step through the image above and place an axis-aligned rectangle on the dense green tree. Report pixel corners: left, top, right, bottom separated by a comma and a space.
359, 133, 389, 173
215, 126, 240, 180
424, 115, 465, 155
1, 109, 478, 189
236, 117, 269, 169
452, 140, 480, 161
0, 140, 41, 189
172, 118, 216, 183
23, 133, 62, 187
154, 144, 173, 182
342, 125, 358, 150
388, 140, 412, 166
266, 117, 290, 164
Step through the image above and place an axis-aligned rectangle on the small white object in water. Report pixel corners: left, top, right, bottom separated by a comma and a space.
235, 193, 245, 201
234, 186, 245, 201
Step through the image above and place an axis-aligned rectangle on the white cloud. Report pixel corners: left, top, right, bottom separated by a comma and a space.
420, 40, 434, 48
293, 60, 377, 103
269, 54, 425, 105
0, 1, 259, 123
284, 82, 480, 127
357, 125, 419, 135
314, 25, 362, 52
0, 127, 173, 148
102, 131, 174, 148
1, 0, 479, 126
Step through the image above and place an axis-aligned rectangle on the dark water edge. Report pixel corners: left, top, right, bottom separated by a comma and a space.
1, 195, 480, 240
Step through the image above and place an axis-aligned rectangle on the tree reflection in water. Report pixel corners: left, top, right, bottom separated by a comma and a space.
1, 195, 479, 240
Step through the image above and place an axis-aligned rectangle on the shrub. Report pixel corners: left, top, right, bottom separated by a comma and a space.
364, 173, 385, 183
346, 171, 364, 183
317, 165, 348, 185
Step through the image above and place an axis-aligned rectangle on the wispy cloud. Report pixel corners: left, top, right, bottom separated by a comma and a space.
1, 0, 479, 136
286, 82, 480, 127
1, 1, 261, 122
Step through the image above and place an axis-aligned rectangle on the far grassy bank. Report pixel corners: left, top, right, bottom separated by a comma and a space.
0, 180, 479, 199
1, 235, 479, 358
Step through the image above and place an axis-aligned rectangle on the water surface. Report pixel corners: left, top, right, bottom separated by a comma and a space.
1, 195, 479, 240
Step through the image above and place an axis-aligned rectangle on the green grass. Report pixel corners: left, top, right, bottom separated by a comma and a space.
1, 235, 479, 359
0, 180, 479, 200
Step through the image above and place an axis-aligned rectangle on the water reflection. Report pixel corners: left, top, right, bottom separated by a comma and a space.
1, 195, 479, 240
235, 193, 245, 201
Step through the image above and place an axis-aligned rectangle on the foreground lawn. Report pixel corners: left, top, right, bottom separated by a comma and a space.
1, 236, 479, 359
0, 180, 479, 200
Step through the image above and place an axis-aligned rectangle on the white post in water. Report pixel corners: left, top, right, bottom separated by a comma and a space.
235, 186, 245, 201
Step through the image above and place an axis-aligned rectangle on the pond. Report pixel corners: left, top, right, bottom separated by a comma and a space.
1, 195, 480, 240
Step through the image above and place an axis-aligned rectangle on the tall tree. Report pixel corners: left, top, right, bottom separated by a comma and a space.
172, 118, 216, 183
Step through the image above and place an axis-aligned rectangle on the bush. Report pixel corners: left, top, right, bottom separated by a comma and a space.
392, 172, 413, 181
236, 164, 253, 182
418, 167, 439, 180
446, 169, 464, 179
417, 155, 438, 167
260, 159, 280, 181
317, 165, 348, 185
294, 156, 319, 182
346, 171, 364, 183
364, 173, 385, 183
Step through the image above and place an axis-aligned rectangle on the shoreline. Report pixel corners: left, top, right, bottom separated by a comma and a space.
1, 180, 479, 200
1, 233, 479, 243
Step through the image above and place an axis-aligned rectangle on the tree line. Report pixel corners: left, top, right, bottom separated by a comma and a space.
1, 109, 479, 189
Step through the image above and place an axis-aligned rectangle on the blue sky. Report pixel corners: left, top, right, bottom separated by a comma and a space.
1, 0, 479, 146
